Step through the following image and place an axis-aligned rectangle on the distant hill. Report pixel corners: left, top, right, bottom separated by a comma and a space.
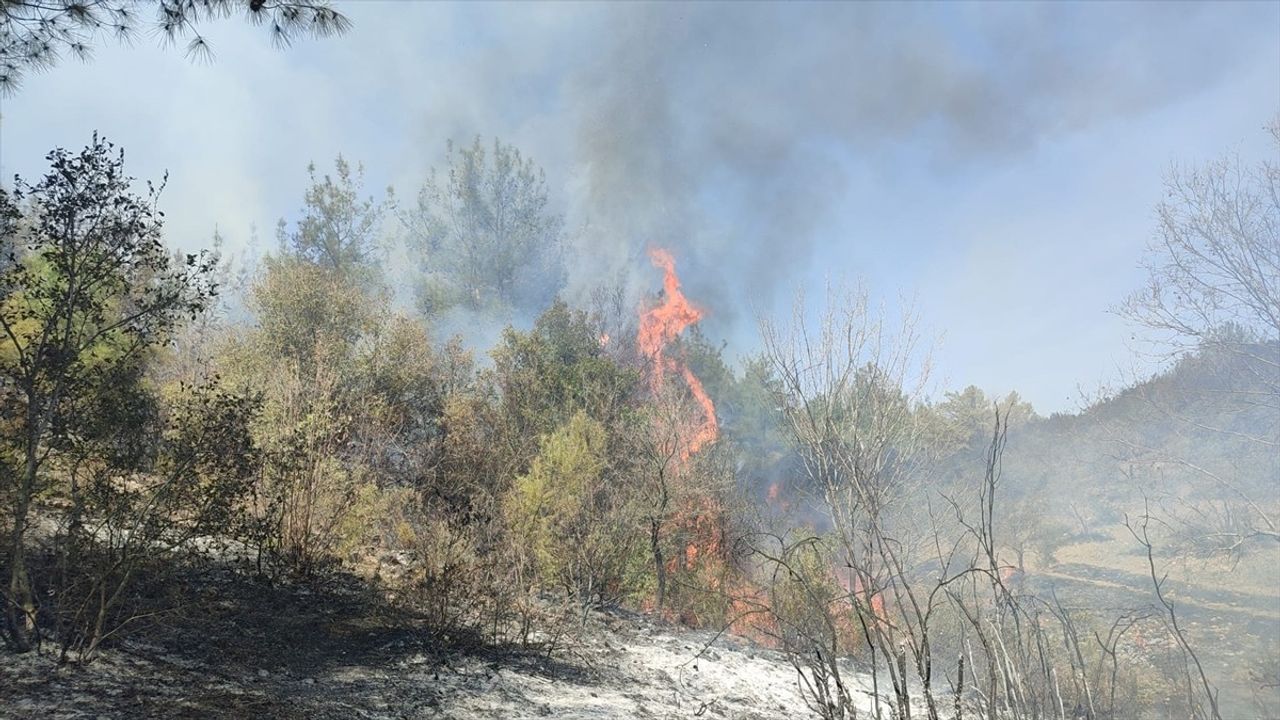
995, 340, 1279, 542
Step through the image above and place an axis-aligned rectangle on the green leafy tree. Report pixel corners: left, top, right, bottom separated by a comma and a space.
222, 157, 450, 576
248, 255, 375, 373
245, 156, 387, 375
0, 136, 215, 651
490, 300, 639, 472
935, 385, 1037, 449
353, 316, 471, 491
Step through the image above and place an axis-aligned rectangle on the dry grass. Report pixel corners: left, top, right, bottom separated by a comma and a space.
1051, 526, 1280, 603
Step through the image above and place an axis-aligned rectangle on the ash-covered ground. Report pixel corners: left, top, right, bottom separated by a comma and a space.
0, 565, 874, 719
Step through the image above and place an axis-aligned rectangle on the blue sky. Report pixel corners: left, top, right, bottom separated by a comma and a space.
1, 1, 1276, 413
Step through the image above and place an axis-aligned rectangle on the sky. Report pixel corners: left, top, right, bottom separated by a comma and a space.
1, 1, 1277, 414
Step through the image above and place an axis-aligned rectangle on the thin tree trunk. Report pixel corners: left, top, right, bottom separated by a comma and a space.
651, 517, 666, 610
5, 434, 40, 652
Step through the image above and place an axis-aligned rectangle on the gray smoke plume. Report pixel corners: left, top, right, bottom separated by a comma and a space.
544, 1, 1257, 331
4, 1, 1269, 351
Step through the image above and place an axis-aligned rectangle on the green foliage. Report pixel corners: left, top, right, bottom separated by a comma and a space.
277, 156, 387, 284
0, 137, 216, 398
248, 348, 363, 575
769, 538, 847, 655
725, 354, 787, 448
48, 380, 260, 662
224, 168, 486, 577
680, 326, 735, 407
247, 157, 392, 375
504, 411, 641, 605
933, 385, 1037, 449
2, 126, 1268, 716
221, 184, 387, 573
490, 300, 640, 471
247, 256, 377, 372
717, 353, 793, 498
405, 137, 566, 317
354, 317, 472, 488
0, 136, 217, 651
506, 411, 607, 569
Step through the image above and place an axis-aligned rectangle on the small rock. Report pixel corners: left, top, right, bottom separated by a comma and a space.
302, 678, 315, 686
257, 669, 270, 678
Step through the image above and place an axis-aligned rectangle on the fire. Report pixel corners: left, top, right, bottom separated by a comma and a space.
999, 564, 1016, 584
665, 495, 724, 576
638, 248, 730, 630
638, 248, 719, 459
845, 571, 887, 625
765, 481, 790, 511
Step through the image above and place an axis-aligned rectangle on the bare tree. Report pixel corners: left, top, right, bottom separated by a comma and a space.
1116, 120, 1279, 557
757, 284, 938, 718
1120, 117, 1279, 426
1126, 502, 1223, 720
751, 287, 1192, 719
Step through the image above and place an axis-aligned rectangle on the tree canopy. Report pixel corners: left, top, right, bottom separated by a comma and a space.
404, 138, 567, 318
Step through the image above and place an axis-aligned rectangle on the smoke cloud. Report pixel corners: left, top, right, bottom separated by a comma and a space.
3, 1, 1275, 409
537, 2, 1265, 324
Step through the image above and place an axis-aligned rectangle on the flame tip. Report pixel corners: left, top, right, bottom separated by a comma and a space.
637, 245, 718, 461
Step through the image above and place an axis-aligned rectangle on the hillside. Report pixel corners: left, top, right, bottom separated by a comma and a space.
977, 342, 1280, 718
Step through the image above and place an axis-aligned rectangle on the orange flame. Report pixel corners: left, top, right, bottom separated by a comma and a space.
638, 248, 719, 459
849, 573, 887, 625
765, 482, 791, 511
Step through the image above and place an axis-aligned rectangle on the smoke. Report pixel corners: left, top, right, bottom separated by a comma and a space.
4, 0, 1271, 371
548, 2, 1254, 330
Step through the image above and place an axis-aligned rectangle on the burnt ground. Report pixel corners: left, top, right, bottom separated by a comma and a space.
2, 559, 559, 719
0, 558, 817, 719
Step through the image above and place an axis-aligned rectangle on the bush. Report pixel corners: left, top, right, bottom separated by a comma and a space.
504, 411, 642, 608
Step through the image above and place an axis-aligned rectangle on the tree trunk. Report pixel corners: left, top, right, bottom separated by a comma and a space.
57, 463, 87, 662
5, 438, 39, 652
896, 643, 912, 719
651, 517, 666, 610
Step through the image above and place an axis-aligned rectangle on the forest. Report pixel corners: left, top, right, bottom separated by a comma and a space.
1, 2, 1277, 719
